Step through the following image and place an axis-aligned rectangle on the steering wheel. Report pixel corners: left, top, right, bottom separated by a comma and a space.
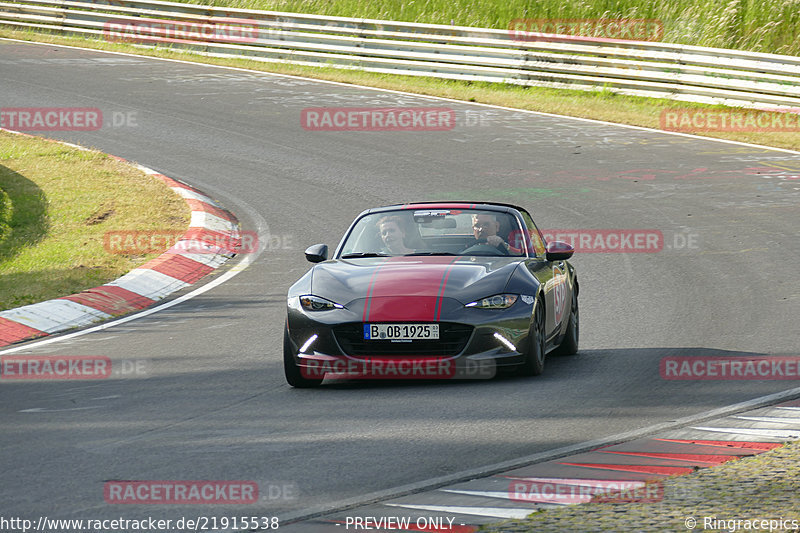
461, 240, 509, 256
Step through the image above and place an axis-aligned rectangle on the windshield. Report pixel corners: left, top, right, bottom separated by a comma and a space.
339, 208, 528, 258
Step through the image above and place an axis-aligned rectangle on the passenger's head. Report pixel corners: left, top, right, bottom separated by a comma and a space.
378, 215, 410, 253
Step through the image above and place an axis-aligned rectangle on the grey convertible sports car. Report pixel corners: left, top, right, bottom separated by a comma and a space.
284, 202, 578, 387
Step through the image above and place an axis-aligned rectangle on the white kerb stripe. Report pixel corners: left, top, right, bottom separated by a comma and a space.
384, 503, 537, 519
170, 186, 221, 206
189, 211, 236, 234
441, 489, 518, 500
174, 252, 231, 269
441, 489, 574, 506
690, 426, 800, 439
134, 165, 160, 175
0, 299, 111, 333
168, 240, 236, 259
107, 268, 190, 300
735, 416, 800, 425
502, 477, 647, 489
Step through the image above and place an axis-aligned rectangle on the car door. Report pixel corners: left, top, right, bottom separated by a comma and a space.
518, 210, 571, 343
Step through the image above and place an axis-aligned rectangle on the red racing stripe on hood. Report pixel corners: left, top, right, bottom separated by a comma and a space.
363, 257, 459, 322
361, 257, 393, 321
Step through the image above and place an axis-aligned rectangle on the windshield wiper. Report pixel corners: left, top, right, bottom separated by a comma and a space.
404, 252, 458, 256
340, 252, 391, 258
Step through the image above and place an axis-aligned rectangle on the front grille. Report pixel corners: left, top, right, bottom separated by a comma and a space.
333, 323, 473, 356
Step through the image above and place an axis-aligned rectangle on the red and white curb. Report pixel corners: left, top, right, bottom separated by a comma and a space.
280, 398, 800, 531
0, 130, 240, 347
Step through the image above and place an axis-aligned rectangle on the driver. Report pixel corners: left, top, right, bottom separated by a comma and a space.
470, 213, 511, 253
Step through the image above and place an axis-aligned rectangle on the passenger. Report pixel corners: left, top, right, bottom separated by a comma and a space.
378, 215, 414, 255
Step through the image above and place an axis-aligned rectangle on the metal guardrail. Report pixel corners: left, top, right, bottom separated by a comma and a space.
2, 0, 800, 110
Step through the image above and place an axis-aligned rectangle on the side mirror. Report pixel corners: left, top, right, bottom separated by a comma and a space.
304, 244, 328, 263
545, 241, 574, 261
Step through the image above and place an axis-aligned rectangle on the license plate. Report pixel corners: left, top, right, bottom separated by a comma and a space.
364, 323, 439, 340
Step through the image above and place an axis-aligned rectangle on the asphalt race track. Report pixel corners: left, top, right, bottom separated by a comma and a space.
1, 40, 799, 526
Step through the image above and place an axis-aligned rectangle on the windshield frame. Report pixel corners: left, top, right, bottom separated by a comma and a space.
334, 205, 532, 259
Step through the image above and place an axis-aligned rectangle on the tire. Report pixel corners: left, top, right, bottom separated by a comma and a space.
554, 287, 579, 356
283, 327, 323, 388
519, 299, 546, 376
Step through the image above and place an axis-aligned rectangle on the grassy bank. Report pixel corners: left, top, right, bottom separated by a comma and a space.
0, 131, 189, 311
170, 0, 800, 56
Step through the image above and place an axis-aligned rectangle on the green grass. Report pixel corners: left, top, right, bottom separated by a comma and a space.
0, 132, 190, 311
171, 0, 800, 56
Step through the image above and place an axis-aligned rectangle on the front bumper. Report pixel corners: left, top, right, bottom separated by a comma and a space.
286, 296, 534, 380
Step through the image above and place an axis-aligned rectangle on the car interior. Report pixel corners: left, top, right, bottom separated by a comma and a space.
340, 210, 527, 257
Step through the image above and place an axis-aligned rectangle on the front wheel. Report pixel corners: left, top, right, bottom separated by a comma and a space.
284, 327, 323, 388
519, 299, 546, 376
554, 287, 579, 356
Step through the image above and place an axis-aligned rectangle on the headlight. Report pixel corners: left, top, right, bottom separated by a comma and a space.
299, 295, 344, 311
465, 294, 518, 309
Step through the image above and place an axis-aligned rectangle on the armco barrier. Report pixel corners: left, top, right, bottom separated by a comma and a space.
2, 0, 800, 110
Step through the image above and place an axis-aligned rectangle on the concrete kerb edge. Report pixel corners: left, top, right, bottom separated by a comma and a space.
0, 127, 241, 346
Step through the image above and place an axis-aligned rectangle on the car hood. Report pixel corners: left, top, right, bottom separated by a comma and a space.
311, 256, 521, 320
